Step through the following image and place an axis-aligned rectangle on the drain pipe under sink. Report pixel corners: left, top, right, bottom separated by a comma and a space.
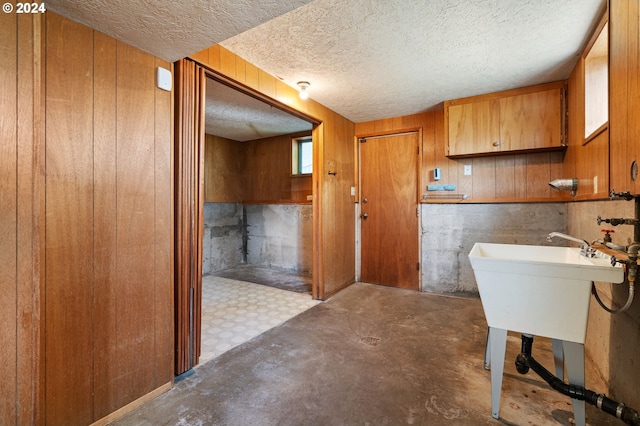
514, 335, 640, 426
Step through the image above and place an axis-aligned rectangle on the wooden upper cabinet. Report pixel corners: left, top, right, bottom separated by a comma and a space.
445, 81, 566, 157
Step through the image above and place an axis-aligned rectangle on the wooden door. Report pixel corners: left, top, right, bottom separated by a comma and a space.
360, 133, 420, 290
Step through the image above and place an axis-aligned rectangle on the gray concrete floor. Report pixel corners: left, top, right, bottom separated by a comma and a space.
112, 283, 619, 425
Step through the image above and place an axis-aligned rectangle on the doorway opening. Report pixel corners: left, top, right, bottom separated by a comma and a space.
199, 75, 319, 364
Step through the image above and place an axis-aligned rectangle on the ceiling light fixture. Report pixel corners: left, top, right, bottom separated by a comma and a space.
297, 81, 310, 100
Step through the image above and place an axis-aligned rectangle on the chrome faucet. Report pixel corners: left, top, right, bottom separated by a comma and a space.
547, 232, 596, 258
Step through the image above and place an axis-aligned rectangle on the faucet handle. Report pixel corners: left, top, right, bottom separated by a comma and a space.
597, 215, 604, 225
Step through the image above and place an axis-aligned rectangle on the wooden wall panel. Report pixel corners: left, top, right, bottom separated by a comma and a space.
44, 13, 174, 424
357, 111, 565, 203
204, 134, 245, 202
45, 14, 95, 425
2, 12, 43, 425
0, 10, 19, 424
154, 56, 174, 390
243, 131, 312, 202
115, 41, 157, 406
610, 0, 630, 192
92, 31, 119, 419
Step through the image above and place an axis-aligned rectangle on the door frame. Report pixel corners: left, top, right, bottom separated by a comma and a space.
355, 128, 423, 290
174, 58, 322, 373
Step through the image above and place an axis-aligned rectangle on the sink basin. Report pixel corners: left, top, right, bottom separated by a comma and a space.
469, 242, 624, 343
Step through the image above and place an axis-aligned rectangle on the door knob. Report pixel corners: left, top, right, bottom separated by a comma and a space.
360, 213, 368, 219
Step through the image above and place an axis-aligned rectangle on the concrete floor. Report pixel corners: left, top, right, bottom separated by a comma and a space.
112, 283, 619, 425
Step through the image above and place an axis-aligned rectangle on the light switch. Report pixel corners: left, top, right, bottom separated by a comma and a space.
157, 67, 172, 91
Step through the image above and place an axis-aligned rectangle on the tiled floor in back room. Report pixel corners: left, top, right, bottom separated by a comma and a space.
199, 274, 320, 365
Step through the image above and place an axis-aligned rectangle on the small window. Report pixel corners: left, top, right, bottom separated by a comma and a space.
584, 20, 608, 142
292, 136, 312, 175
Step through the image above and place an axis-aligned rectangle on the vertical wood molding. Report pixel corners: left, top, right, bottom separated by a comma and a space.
1, 10, 44, 426
174, 59, 204, 374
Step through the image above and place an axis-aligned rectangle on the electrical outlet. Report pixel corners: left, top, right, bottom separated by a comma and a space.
464, 164, 472, 176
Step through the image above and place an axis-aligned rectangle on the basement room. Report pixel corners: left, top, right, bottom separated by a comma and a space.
3, 0, 640, 425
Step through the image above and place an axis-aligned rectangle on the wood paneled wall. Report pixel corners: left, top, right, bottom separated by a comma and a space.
610, 0, 640, 194
191, 46, 355, 299
44, 13, 173, 424
204, 134, 245, 202
356, 112, 567, 202
204, 132, 313, 203
244, 132, 312, 202
0, 11, 43, 426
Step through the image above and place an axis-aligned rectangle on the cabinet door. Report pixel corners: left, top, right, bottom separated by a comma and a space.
447, 99, 500, 156
500, 88, 562, 151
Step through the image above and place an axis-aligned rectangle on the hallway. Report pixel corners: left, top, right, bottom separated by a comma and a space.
113, 283, 617, 426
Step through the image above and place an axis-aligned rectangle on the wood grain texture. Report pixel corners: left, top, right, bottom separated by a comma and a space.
154, 57, 174, 388
358, 111, 565, 203
44, 13, 174, 424
192, 45, 356, 300
204, 134, 244, 202
115, 40, 157, 407
2, 13, 44, 425
609, 0, 630, 192
447, 99, 500, 156
500, 88, 562, 150
445, 82, 565, 158
92, 30, 119, 419
0, 11, 19, 425
45, 13, 95, 424
360, 133, 419, 289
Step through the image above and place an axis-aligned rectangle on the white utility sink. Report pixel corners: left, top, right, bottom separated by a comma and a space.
469, 242, 624, 344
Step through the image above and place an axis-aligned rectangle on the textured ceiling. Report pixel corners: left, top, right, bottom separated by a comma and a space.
45, 0, 313, 62
205, 78, 312, 141
221, 0, 606, 122
48, 0, 606, 134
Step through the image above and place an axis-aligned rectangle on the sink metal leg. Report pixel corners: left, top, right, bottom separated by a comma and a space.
551, 338, 564, 379
563, 341, 586, 426
489, 327, 507, 419
484, 327, 491, 370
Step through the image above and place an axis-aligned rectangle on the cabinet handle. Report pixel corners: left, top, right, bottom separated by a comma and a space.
492, 141, 501, 147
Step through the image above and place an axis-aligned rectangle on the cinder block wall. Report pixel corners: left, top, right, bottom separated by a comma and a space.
421, 203, 567, 294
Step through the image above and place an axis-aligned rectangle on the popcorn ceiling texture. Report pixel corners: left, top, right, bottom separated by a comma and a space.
49, 0, 605, 124
221, 0, 604, 122
205, 77, 311, 141
45, 0, 313, 62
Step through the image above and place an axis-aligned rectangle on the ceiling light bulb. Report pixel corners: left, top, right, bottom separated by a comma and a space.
297, 81, 310, 100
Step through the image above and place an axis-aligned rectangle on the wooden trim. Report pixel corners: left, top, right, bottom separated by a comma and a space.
583, 122, 609, 145
444, 80, 567, 106
199, 64, 321, 127
582, 5, 609, 60
445, 145, 567, 159
312, 123, 323, 300
174, 60, 205, 374
89, 382, 172, 426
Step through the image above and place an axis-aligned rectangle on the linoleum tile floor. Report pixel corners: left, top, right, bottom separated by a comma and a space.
199, 274, 320, 365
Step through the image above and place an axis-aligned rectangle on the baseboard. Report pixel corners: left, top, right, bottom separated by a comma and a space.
90, 381, 172, 426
